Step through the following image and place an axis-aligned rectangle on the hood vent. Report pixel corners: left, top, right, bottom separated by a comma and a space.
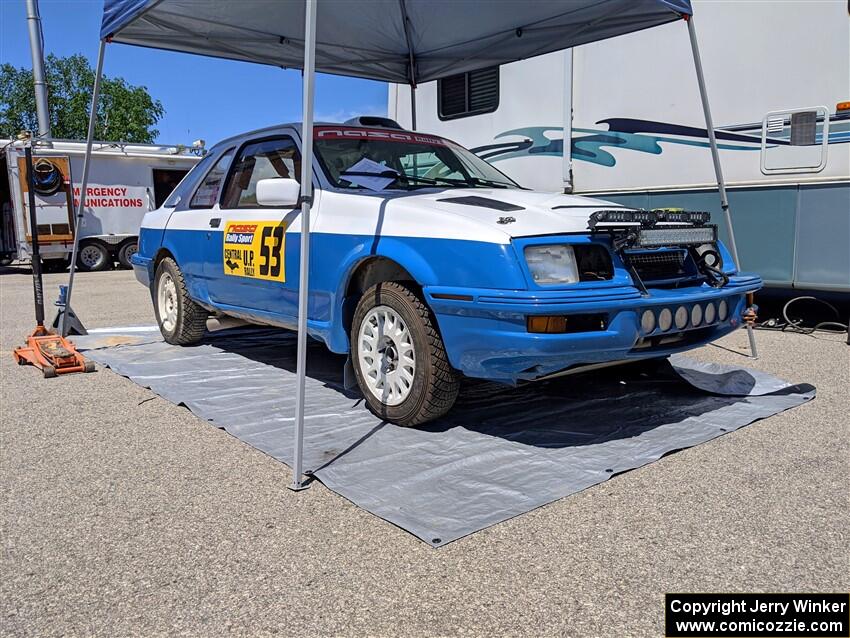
437, 196, 524, 212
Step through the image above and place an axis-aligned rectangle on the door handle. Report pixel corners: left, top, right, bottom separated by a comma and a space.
209, 217, 221, 228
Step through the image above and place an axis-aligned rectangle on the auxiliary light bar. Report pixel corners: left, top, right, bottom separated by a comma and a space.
636, 225, 717, 247
588, 209, 711, 229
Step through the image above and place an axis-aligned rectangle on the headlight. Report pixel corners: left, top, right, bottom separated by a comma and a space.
524, 245, 579, 285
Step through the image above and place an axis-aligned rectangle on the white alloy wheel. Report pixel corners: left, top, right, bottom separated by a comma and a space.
157, 271, 179, 333
357, 305, 416, 406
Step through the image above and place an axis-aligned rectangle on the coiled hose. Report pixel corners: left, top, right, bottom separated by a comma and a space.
756, 295, 849, 339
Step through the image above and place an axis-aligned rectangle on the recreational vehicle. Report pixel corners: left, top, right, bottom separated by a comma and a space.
389, 0, 850, 293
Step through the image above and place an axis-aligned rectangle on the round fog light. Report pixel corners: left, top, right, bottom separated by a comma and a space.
674, 306, 688, 330
718, 299, 729, 322
691, 304, 703, 327
704, 301, 716, 324
658, 308, 673, 332
641, 309, 656, 334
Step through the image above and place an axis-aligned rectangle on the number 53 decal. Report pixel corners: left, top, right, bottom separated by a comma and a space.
222, 220, 286, 282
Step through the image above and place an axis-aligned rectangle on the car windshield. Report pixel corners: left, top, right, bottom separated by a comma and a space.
313, 127, 519, 191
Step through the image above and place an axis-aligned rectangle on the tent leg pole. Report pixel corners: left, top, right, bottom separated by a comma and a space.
686, 16, 739, 267
60, 39, 105, 337
686, 16, 757, 358
289, 0, 317, 492
410, 84, 417, 131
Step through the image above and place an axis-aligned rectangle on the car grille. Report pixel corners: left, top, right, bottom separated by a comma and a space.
627, 250, 687, 282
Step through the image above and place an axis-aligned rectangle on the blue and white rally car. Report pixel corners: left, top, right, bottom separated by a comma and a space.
132, 117, 761, 425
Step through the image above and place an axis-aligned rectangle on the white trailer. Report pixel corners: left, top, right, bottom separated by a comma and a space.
1, 138, 200, 271
389, 0, 850, 293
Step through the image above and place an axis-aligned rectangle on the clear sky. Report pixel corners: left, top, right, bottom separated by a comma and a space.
0, 0, 389, 145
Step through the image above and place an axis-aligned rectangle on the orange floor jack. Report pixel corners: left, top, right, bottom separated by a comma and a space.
12, 146, 94, 379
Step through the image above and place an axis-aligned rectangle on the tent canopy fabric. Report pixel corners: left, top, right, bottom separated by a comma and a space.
101, 0, 692, 84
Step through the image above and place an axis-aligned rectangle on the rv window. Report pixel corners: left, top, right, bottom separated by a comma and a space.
189, 149, 234, 208
790, 111, 817, 146
761, 106, 829, 174
438, 67, 499, 120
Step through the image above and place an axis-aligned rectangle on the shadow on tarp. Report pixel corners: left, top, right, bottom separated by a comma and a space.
76, 326, 815, 547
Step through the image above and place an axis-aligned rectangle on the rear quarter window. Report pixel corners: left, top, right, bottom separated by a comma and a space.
164, 151, 217, 208
189, 149, 234, 208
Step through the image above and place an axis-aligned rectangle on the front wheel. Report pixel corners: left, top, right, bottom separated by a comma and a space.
351, 282, 460, 426
153, 257, 207, 345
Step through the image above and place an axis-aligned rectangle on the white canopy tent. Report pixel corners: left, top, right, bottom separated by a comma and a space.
64, 0, 743, 489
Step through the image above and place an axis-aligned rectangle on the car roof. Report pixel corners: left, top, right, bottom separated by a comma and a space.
209, 122, 450, 153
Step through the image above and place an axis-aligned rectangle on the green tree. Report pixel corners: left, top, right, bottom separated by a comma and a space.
0, 53, 164, 143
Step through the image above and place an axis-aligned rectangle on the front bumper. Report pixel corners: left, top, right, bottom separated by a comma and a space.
424, 274, 762, 384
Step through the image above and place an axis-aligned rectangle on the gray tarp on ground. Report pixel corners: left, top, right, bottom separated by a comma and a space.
76, 327, 814, 546
100, 0, 692, 83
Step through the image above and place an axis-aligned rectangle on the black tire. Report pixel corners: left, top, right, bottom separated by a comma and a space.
153, 257, 207, 345
83, 361, 96, 373
42, 365, 57, 378
42, 256, 71, 273
351, 281, 460, 426
117, 239, 138, 269
76, 240, 111, 272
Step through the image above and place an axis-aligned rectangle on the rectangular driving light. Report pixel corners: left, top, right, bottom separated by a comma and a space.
527, 315, 568, 333
637, 226, 716, 247
527, 314, 608, 334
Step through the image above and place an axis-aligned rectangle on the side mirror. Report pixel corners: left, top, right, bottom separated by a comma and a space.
256, 178, 301, 207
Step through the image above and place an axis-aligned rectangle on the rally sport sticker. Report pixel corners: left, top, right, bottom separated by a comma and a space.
223, 221, 286, 282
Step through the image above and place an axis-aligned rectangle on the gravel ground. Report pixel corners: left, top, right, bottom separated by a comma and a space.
1, 267, 847, 637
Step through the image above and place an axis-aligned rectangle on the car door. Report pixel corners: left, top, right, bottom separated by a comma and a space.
207, 135, 303, 318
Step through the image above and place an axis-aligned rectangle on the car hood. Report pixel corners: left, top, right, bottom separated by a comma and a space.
388, 188, 631, 239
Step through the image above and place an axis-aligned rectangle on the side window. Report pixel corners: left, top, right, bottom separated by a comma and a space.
438, 66, 499, 120
221, 137, 301, 209
189, 149, 234, 208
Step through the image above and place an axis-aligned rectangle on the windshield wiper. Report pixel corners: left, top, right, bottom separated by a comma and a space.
340, 168, 510, 189
420, 175, 512, 189
397, 174, 463, 186
340, 169, 462, 188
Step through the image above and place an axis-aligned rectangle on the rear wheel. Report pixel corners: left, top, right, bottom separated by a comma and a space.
153, 257, 207, 345
351, 281, 459, 426
77, 240, 111, 272
117, 239, 138, 269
